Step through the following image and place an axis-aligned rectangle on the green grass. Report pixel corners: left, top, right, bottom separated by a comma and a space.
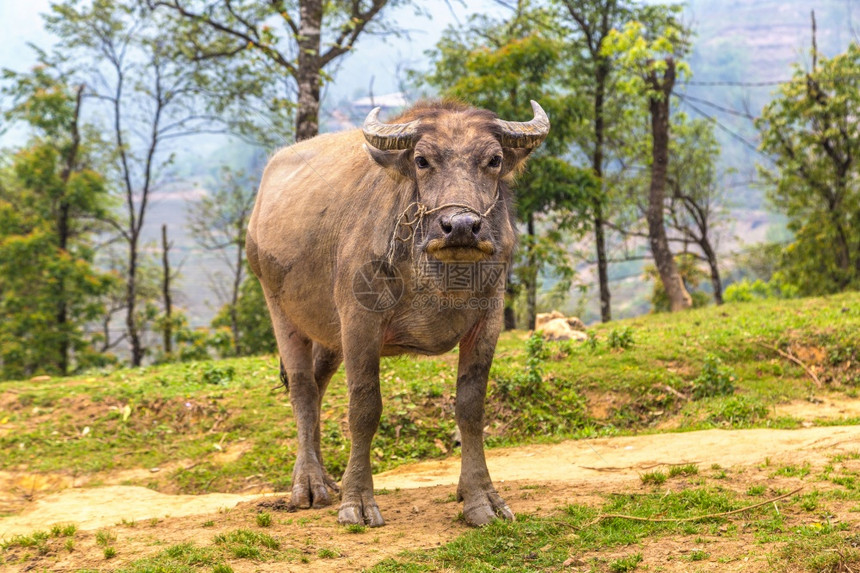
368, 480, 860, 572
609, 552, 643, 572
0, 293, 858, 497
369, 486, 771, 571
1, 293, 859, 572
213, 529, 280, 560
640, 470, 667, 485
668, 464, 699, 478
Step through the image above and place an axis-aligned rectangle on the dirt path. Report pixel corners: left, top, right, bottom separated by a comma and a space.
2, 423, 859, 571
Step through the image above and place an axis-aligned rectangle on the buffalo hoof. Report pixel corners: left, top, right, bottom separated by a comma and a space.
462, 491, 515, 527
338, 499, 385, 527
290, 463, 334, 509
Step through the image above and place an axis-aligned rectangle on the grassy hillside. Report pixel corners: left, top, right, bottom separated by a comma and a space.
0, 292, 857, 498
1, 293, 859, 572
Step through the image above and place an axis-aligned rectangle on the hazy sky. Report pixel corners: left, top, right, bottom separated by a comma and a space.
0, 0, 497, 102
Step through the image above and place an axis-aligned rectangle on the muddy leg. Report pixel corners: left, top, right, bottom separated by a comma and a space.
336, 313, 384, 527
265, 299, 333, 509
312, 343, 343, 492
456, 310, 514, 526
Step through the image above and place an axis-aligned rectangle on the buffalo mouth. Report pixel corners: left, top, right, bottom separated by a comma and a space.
424, 238, 495, 262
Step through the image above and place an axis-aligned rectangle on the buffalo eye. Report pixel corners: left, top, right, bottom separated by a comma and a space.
488, 155, 502, 168
415, 156, 430, 169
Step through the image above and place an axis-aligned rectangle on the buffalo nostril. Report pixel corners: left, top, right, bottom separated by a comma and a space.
440, 218, 453, 234
471, 219, 482, 234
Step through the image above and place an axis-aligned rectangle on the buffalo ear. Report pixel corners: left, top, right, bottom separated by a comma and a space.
365, 145, 414, 178
501, 147, 536, 177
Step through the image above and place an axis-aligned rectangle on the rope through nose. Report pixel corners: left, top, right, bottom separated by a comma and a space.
384, 187, 501, 267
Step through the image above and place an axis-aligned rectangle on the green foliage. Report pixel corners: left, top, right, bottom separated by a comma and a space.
668, 464, 699, 478
692, 355, 736, 399
213, 528, 280, 560
490, 333, 589, 439
709, 396, 768, 426
610, 553, 643, 572
645, 254, 710, 313
778, 532, 860, 572
758, 43, 860, 294
602, 6, 692, 95
608, 326, 634, 350
0, 66, 114, 379
115, 542, 224, 572
211, 274, 276, 357
724, 278, 799, 303
523, 332, 548, 386
640, 471, 667, 485
188, 167, 257, 357
153, 312, 219, 364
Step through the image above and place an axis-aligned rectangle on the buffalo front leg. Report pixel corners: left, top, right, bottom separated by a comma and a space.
266, 305, 333, 509
456, 311, 514, 526
337, 312, 385, 527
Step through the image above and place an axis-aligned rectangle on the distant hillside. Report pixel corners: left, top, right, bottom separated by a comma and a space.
683, 0, 857, 207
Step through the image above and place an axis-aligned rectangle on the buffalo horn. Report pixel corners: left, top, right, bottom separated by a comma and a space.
494, 100, 550, 149
362, 107, 420, 150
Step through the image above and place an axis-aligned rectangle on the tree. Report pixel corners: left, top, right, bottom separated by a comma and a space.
45, 0, 219, 365
757, 43, 860, 294
188, 167, 257, 355
423, 13, 595, 329
149, 0, 410, 143
604, 9, 693, 311
557, 0, 635, 323
644, 253, 710, 312
0, 67, 114, 379
211, 270, 277, 356
666, 116, 728, 304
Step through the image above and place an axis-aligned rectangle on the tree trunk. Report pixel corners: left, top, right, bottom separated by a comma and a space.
127, 239, 143, 365
593, 60, 611, 322
231, 232, 244, 355
504, 276, 517, 331
700, 238, 723, 305
526, 213, 537, 330
54, 84, 84, 376
56, 202, 70, 375
647, 59, 692, 312
295, 0, 323, 141
161, 224, 173, 355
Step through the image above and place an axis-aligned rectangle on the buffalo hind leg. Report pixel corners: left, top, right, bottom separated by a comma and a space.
336, 311, 384, 527
456, 311, 514, 526
267, 306, 333, 509
311, 343, 343, 492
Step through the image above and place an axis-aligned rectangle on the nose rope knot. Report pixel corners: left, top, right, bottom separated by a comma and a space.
384, 187, 501, 267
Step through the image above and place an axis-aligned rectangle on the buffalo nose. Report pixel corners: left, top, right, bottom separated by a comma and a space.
440, 212, 481, 240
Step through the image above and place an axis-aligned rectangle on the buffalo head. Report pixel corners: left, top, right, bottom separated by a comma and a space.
362, 101, 549, 263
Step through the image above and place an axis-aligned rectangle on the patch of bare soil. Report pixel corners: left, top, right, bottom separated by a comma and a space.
775, 396, 860, 422
1, 424, 859, 572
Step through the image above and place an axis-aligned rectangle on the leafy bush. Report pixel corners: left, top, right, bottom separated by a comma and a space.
709, 396, 768, 425
724, 278, 798, 303
692, 355, 736, 399
608, 326, 634, 350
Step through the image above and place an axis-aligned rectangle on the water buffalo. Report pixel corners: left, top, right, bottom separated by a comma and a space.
246, 100, 549, 527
